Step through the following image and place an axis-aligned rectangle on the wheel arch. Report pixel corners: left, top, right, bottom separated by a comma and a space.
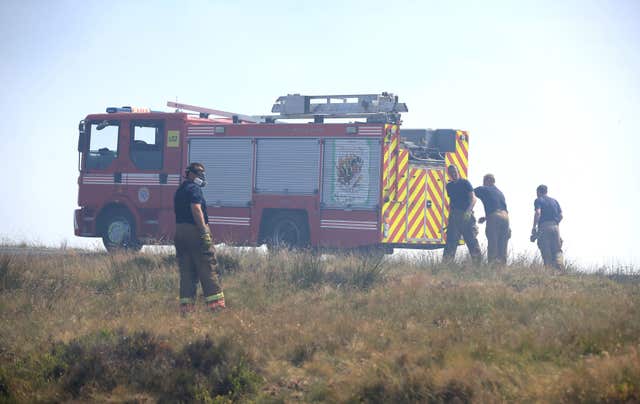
258, 208, 310, 245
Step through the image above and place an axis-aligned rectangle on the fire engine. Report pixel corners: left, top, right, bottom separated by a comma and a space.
74, 93, 469, 252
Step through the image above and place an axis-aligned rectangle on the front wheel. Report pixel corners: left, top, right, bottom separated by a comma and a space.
102, 214, 141, 252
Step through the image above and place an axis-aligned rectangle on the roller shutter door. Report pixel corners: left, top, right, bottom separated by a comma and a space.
189, 138, 253, 206
255, 138, 320, 195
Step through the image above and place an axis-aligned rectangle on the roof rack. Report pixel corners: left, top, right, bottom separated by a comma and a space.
268, 93, 407, 123
167, 92, 408, 124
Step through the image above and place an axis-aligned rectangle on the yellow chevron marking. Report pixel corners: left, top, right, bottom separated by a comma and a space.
393, 223, 406, 242
387, 217, 406, 242
407, 183, 421, 205
446, 153, 464, 177
428, 175, 445, 215
459, 138, 469, 156
387, 201, 400, 221
387, 220, 403, 242
409, 215, 425, 238
425, 213, 440, 239
398, 151, 408, 171
406, 198, 421, 225
385, 204, 403, 240
407, 180, 426, 236
408, 205, 425, 238
456, 147, 468, 167
411, 190, 426, 216
388, 139, 398, 199
390, 136, 398, 151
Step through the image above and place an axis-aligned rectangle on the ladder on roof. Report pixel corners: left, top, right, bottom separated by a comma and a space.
270, 93, 407, 123
167, 101, 263, 123
167, 92, 408, 124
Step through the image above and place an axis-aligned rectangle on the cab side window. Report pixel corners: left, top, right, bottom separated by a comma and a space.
87, 120, 119, 170
131, 121, 163, 169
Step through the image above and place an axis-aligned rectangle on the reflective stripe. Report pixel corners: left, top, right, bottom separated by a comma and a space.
180, 297, 195, 304
205, 292, 224, 302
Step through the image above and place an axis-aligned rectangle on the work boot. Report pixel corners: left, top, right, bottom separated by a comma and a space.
207, 298, 226, 312
180, 303, 195, 316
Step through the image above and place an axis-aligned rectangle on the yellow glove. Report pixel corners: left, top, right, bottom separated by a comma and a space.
200, 232, 213, 250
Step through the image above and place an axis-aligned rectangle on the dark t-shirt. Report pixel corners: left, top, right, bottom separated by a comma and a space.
174, 181, 209, 224
534, 195, 562, 224
446, 179, 474, 210
474, 185, 507, 216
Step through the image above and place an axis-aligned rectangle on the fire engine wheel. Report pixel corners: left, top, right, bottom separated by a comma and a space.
102, 214, 141, 252
266, 213, 309, 250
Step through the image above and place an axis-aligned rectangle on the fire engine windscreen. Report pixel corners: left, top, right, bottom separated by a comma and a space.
86, 121, 119, 170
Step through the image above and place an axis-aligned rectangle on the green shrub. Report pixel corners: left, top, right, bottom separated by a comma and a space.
289, 253, 325, 289
0, 255, 23, 291
326, 253, 387, 290
41, 330, 259, 402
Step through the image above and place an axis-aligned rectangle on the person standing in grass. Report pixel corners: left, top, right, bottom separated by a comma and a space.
174, 162, 225, 314
443, 165, 482, 265
474, 173, 510, 265
531, 184, 565, 270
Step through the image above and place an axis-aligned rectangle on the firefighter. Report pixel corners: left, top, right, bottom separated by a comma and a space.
531, 184, 564, 270
443, 165, 482, 264
474, 174, 510, 265
174, 162, 225, 314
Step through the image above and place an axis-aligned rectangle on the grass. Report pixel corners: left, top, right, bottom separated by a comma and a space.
1, 247, 640, 402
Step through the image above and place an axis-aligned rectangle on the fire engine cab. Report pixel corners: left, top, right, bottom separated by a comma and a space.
74, 93, 469, 252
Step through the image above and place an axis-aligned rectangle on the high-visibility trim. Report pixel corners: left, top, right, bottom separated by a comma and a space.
358, 126, 383, 136
180, 297, 195, 304
208, 216, 250, 226
397, 149, 408, 202
385, 202, 403, 241
424, 169, 444, 240
388, 135, 398, 200
387, 202, 406, 242
321, 220, 378, 230
445, 131, 469, 178
205, 292, 224, 302
407, 168, 427, 240
82, 173, 180, 186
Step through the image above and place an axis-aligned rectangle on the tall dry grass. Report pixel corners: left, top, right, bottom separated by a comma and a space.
1, 246, 639, 402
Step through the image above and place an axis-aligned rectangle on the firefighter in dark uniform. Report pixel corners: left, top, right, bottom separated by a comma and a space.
174, 162, 225, 313
531, 184, 564, 270
474, 173, 510, 265
443, 165, 482, 264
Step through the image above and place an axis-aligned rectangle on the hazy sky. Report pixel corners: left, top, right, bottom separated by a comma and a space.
1, 0, 639, 267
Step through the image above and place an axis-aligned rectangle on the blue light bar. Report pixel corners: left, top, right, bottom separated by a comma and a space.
106, 106, 133, 113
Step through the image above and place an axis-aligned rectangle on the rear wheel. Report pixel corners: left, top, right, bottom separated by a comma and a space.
101, 213, 141, 252
266, 212, 309, 250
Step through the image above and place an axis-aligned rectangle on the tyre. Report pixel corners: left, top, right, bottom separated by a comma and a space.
101, 212, 142, 252
265, 212, 309, 250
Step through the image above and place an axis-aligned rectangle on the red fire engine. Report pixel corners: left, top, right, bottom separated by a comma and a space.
74, 93, 469, 252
